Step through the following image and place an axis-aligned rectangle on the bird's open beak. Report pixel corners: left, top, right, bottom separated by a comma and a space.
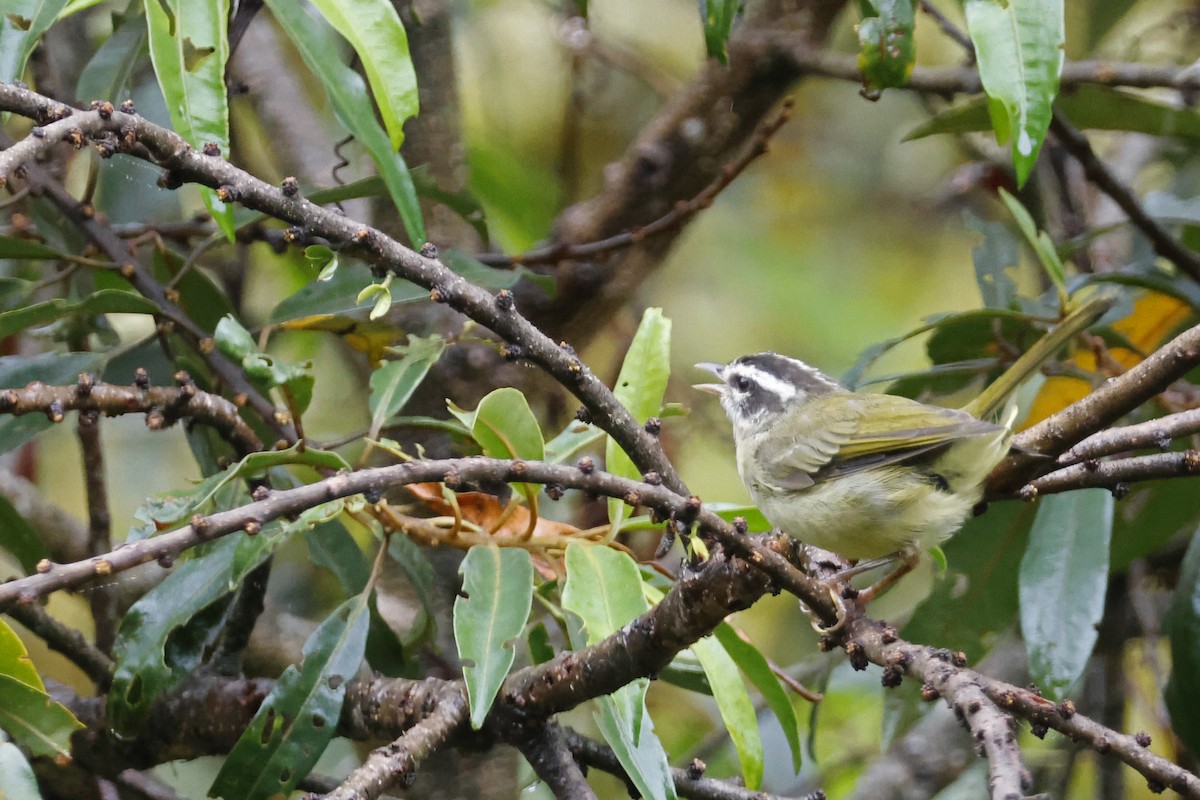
693, 362, 725, 395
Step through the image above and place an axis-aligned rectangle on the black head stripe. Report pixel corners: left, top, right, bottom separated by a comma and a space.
734, 353, 843, 395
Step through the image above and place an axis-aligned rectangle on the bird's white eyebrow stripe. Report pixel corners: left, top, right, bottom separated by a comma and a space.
727, 365, 799, 401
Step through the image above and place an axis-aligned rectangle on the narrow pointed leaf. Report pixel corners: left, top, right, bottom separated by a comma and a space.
143, 0, 235, 239
563, 544, 674, 800
306, 0, 418, 151
690, 635, 763, 788
1167, 528, 1200, 755
606, 309, 671, 533
454, 546, 534, 728
712, 623, 802, 772
1019, 489, 1113, 699
109, 526, 291, 733
0, 0, 72, 84
0, 675, 83, 760
263, 0, 424, 244
209, 593, 370, 800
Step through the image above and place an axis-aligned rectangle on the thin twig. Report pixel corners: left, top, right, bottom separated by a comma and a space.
76, 408, 117, 653
1023, 451, 1200, 497
988, 320, 1200, 493
4, 601, 114, 688
477, 100, 795, 268
1058, 408, 1200, 465
1050, 111, 1200, 283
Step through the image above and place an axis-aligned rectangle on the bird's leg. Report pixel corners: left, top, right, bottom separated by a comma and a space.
852, 549, 921, 605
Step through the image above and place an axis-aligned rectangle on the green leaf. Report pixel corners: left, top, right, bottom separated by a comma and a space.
1019, 489, 1113, 699
563, 544, 677, 800
143, 0, 235, 239
387, 532, 439, 647
997, 188, 1067, 297
0, 620, 84, 758
214, 315, 315, 413
305, 520, 369, 594
856, 0, 916, 93
904, 502, 1036, 662
606, 308, 672, 534
544, 419, 604, 464
368, 334, 445, 439
0, 674, 84, 760
0, 235, 63, 260
75, 8, 147, 103
712, 623, 802, 772
562, 541, 646, 644
0, 618, 44, 691
0, 290, 159, 339
701, 0, 739, 64
0, 493, 48, 576
0, 352, 103, 455
1166, 527, 1200, 755
908, 85, 1200, 144
209, 593, 370, 800
690, 635, 763, 788
0, 742, 42, 800
964, 0, 1064, 185
108, 526, 291, 733
306, 0, 418, 152
968, 214, 1020, 310
263, 0, 425, 245
450, 387, 545, 496
454, 546, 534, 729
593, 689, 677, 800
0, 0, 72, 84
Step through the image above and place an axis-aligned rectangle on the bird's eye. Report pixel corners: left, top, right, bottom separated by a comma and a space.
731, 376, 751, 392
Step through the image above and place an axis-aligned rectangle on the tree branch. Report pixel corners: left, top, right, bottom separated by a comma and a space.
987, 320, 1200, 493
512, 721, 598, 800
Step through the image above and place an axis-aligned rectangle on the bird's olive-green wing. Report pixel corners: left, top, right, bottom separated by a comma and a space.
757, 393, 1004, 490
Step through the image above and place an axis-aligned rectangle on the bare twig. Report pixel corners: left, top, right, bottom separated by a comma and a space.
0, 82, 679, 496
1049, 111, 1200, 282
477, 100, 795, 268
76, 408, 117, 653
4, 601, 114, 688
987, 320, 1200, 493
1023, 450, 1200, 496
1058, 408, 1200, 464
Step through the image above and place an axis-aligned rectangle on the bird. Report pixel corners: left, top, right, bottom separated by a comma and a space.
694, 295, 1113, 611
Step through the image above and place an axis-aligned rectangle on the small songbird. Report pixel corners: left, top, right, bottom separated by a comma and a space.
694, 295, 1113, 598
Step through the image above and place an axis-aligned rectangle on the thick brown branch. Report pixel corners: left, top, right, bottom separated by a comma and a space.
512, 721, 598, 800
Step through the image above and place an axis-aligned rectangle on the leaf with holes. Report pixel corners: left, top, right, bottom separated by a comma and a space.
209, 592, 370, 800
143, 0, 235, 239
454, 546, 533, 728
